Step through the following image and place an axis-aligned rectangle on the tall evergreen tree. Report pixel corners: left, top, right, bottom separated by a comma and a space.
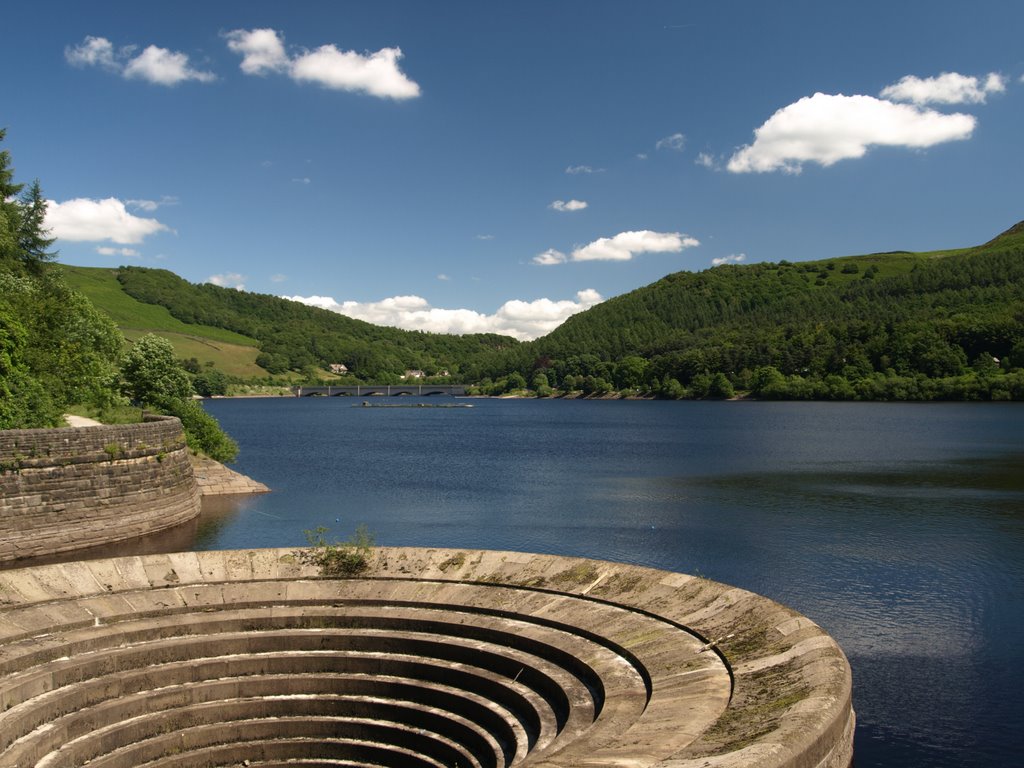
0, 129, 25, 270
17, 179, 56, 273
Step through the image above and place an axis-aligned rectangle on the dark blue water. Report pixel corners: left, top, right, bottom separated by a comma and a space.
199, 397, 1023, 767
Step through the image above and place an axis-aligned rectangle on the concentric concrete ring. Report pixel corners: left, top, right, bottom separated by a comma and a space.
0, 548, 853, 767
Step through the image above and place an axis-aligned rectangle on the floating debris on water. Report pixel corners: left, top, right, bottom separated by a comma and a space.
356, 401, 474, 408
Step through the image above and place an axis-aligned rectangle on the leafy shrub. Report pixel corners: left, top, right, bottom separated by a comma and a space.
192, 369, 230, 397
297, 525, 374, 577
121, 334, 193, 405
153, 396, 239, 463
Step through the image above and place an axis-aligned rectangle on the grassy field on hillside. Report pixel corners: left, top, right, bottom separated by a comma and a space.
119, 329, 267, 378
61, 265, 268, 378
61, 265, 258, 346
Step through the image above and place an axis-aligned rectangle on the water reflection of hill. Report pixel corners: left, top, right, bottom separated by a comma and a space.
194, 495, 259, 547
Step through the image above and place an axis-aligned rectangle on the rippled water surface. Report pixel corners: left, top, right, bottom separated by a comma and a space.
190, 398, 1024, 767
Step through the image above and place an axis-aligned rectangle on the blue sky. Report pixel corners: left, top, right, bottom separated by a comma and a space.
4, 1, 1022, 339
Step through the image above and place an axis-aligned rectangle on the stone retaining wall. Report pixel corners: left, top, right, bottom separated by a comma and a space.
0, 415, 201, 563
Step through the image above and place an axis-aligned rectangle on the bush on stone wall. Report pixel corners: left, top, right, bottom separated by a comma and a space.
154, 397, 238, 463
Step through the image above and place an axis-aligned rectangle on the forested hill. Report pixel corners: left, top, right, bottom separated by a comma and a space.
109, 266, 517, 381
59, 221, 1024, 401
490, 221, 1024, 400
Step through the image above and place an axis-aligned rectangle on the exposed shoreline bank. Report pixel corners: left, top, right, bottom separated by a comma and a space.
191, 454, 270, 495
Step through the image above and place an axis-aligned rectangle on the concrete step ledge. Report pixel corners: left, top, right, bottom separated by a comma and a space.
0, 548, 854, 768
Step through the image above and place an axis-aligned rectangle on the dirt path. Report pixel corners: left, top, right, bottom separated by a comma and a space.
63, 414, 103, 427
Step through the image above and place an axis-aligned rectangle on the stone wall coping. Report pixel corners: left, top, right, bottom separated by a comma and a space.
0, 415, 185, 464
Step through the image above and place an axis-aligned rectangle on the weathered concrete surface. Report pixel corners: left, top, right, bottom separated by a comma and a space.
0, 548, 853, 767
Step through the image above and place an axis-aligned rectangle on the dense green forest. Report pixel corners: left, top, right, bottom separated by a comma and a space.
481, 223, 1024, 400
0, 132, 236, 457
112, 266, 517, 382
1, 129, 124, 428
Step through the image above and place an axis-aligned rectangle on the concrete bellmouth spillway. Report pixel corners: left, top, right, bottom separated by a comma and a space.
0, 548, 853, 768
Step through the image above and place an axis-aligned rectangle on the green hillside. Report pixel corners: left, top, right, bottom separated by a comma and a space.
490, 221, 1024, 400
57, 221, 1024, 401
71, 265, 517, 382
60, 266, 267, 378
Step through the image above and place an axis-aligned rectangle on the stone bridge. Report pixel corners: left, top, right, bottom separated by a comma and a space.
293, 384, 468, 397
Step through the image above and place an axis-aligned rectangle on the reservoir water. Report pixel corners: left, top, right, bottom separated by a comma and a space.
139, 398, 1024, 765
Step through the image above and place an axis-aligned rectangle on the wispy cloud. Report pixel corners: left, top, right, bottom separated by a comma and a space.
475, 234, 495, 240
565, 165, 604, 175
44, 198, 170, 244
549, 199, 588, 212
291, 177, 311, 185
269, 273, 287, 283
655, 132, 686, 151
712, 253, 746, 266
880, 71, 1006, 105
532, 248, 567, 266
284, 289, 604, 341
95, 246, 140, 258
206, 273, 247, 291
65, 36, 214, 86
727, 93, 975, 174
695, 152, 718, 169
126, 196, 179, 212
224, 28, 420, 100
437, 273, 451, 281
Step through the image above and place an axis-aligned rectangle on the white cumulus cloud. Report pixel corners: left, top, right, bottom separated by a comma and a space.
64, 36, 119, 71
549, 199, 588, 212
44, 198, 170, 244
225, 28, 420, 100
65, 36, 214, 86
712, 253, 746, 266
880, 71, 1006, 105
570, 230, 699, 262
727, 93, 976, 174
223, 28, 289, 75
283, 289, 604, 341
291, 45, 420, 99
656, 132, 686, 151
123, 45, 215, 85
207, 273, 247, 291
